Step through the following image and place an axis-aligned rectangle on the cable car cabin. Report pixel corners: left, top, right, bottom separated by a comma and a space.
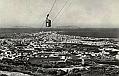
46, 14, 51, 27
46, 19, 51, 27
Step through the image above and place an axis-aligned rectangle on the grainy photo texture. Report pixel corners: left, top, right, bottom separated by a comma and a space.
0, 0, 119, 76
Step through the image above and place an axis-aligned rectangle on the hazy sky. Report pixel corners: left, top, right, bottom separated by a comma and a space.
0, 0, 119, 28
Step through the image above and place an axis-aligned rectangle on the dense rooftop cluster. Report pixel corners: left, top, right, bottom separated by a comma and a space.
0, 31, 119, 76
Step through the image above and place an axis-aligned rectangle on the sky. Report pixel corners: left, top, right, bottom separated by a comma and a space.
0, 0, 119, 28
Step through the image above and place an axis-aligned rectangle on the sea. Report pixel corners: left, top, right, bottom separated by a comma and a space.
0, 28, 119, 38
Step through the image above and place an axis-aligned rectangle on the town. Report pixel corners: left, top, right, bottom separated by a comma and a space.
0, 31, 119, 76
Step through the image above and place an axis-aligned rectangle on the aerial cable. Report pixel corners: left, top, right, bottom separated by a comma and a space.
37, 0, 54, 28
55, 0, 73, 22
42, 0, 70, 27
52, 0, 70, 22
48, 0, 57, 15
41, 0, 57, 27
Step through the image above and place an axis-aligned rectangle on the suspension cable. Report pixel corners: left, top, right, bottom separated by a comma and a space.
40, 0, 57, 28
41, 0, 71, 27
48, 0, 57, 15
56, 0, 73, 20
52, 0, 70, 22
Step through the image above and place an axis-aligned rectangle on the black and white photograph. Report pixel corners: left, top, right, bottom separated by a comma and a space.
0, 0, 119, 76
